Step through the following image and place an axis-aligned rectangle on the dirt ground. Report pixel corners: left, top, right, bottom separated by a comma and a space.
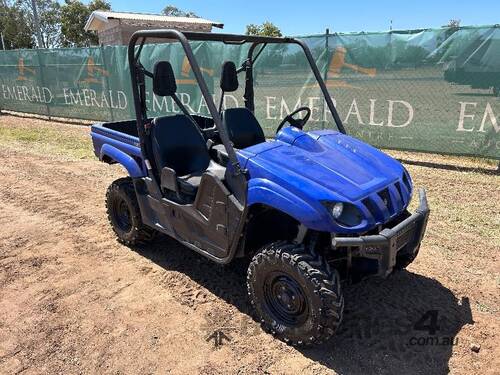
0, 114, 498, 375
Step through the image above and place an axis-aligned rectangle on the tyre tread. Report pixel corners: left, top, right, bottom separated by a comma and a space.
247, 241, 344, 346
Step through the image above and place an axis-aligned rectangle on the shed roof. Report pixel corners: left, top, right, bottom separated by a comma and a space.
84, 10, 224, 32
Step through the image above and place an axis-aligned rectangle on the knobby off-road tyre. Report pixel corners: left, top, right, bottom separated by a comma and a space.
247, 241, 344, 346
106, 177, 156, 245
395, 246, 419, 270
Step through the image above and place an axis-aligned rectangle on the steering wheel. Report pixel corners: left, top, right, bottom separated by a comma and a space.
276, 107, 311, 134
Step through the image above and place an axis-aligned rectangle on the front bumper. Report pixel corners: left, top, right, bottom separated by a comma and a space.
332, 188, 430, 277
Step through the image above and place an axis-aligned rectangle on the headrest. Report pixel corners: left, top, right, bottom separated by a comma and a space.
220, 61, 238, 92
153, 61, 176, 96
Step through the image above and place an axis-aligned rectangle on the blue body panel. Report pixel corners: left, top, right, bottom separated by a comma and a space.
91, 122, 412, 234
238, 127, 412, 234
91, 123, 146, 178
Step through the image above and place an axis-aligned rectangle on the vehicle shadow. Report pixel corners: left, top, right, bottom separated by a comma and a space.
131, 236, 473, 375
300, 274, 473, 375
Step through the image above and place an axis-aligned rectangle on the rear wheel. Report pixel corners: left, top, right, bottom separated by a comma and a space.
247, 241, 343, 346
106, 177, 156, 245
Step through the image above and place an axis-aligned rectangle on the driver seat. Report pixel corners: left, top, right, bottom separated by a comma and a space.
218, 61, 266, 149
151, 61, 225, 199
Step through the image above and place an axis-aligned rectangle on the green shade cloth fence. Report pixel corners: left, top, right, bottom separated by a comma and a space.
0, 25, 498, 159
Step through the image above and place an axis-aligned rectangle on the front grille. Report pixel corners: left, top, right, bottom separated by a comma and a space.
362, 197, 379, 218
394, 181, 404, 201
361, 179, 409, 224
378, 188, 394, 215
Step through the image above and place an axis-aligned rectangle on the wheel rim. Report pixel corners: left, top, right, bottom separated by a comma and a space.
112, 197, 132, 233
263, 272, 309, 326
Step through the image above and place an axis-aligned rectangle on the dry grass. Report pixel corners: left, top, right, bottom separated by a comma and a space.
0, 114, 93, 160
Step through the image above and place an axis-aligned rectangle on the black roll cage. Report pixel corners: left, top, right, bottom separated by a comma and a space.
127, 30, 346, 200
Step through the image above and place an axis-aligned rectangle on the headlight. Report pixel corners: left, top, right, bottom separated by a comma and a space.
324, 202, 363, 227
331, 202, 344, 219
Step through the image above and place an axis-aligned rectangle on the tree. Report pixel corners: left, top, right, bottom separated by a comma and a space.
17, 0, 61, 48
260, 21, 282, 37
162, 4, 198, 18
60, 0, 111, 47
245, 24, 260, 35
447, 19, 461, 28
245, 21, 282, 37
0, 1, 34, 49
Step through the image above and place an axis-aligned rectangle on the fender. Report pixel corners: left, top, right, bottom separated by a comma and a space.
247, 178, 332, 231
100, 144, 145, 178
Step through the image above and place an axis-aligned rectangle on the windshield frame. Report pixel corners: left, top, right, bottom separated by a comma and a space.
127, 30, 346, 203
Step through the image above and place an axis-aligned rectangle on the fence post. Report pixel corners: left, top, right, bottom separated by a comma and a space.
100, 44, 115, 122
35, 48, 52, 120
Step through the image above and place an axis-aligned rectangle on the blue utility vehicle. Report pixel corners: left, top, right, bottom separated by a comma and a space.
91, 30, 430, 345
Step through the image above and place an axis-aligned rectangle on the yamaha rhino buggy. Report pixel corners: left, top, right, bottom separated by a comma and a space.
91, 30, 430, 346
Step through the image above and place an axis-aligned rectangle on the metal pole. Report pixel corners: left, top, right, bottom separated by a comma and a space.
293, 38, 346, 134
31, 0, 44, 48
0, 32, 5, 50
321, 28, 330, 130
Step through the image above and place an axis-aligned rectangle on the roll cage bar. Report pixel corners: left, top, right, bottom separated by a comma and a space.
127, 30, 346, 202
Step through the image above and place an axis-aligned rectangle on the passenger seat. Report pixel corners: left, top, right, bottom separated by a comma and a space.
213, 61, 266, 164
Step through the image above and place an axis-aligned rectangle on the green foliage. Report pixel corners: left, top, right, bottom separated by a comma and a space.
0, 1, 34, 49
38, 0, 60, 48
60, 0, 111, 47
447, 19, 461, 28
391, 40, 430, 67
162, 4, 198, 18
16, 0, 61, 48
32, 0, 59, 47
246, 24, 260, 36
246, 21, 282, 37
343, 40, 391, 69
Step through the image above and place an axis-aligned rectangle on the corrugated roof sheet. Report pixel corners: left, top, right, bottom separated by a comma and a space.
85, 10, 223, 31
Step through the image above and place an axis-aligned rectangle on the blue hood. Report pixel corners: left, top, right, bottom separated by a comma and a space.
237, 128, 412, 233
241, 129, 403, 201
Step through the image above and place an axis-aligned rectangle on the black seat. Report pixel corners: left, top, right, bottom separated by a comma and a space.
222, 108, 266, 149
218, 61, 266, 150
150, 61, 225, 197
152, 115, 225, 195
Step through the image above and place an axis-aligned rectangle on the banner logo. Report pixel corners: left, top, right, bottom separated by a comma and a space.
80, 57, 110, 84
305, 46, 377, 89
177, 56, 214, 85
16, 58, 35, 81
326, 46, 376, 88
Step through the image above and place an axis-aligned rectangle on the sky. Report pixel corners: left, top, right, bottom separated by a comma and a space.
102, 0, 500, 35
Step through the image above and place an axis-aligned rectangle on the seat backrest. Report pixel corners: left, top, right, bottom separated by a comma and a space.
223, 108, 266, 149
220, 61, 239, 92
152, 114, 211, 177
150, 60, 211, 176
219, 61, 266, 149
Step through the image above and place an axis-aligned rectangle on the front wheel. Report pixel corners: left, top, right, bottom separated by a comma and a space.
106, 177, 156, 245
247, 241, 344, 346
395, 246, 420, 270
